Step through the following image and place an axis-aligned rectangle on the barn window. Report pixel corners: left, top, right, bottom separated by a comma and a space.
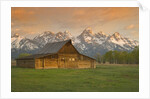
69, 58, 72, 61
72, 58, 75, 61
61, 58, 65, 61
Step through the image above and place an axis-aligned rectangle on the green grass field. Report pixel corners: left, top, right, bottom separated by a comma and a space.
11, 65, 139, 92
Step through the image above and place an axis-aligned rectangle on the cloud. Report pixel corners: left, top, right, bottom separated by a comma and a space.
11, 7, 36, 23
11, 7, 139, 40
125, 24, 139, 30
11, 7, 139, 25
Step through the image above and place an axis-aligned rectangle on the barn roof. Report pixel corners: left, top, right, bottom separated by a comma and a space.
16, 53, 54, 60
38, 39, 71, 54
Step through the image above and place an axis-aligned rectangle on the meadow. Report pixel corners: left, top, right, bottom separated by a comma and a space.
11, 65, 139, 92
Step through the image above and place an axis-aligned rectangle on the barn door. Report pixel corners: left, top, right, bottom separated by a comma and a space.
59, 57, 65, 68
39, 59, 44, 68
35, 59, 44, 69
91, 60, 94, 68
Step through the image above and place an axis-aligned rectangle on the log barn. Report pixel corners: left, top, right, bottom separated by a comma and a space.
16, 40, 96, 69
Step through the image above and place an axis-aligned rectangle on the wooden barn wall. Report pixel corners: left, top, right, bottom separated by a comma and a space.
35, 58, 44, 69
44, 55, 58, 69
78, 60, 91, 68
58, 54, 78, 68
16, 59, 35, 68
78, 55, 91, 68
35, 55, 58, 69
16, 55, 95, 69
58, 54, 96, 69
77, 55, 95, 68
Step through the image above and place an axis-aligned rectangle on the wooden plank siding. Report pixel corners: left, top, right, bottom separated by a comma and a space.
43, 55, 58, 69
16, 59, 35, 68
58, 54, 78, 68
58, 41, 79, 54
35, 58, 44, 69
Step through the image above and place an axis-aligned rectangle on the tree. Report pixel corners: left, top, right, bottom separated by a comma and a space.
95, 53, 101, 63
131, 46, 139, 64
18, 53, 31, 58
104, 51, 114, 64
101, 46, 139, 64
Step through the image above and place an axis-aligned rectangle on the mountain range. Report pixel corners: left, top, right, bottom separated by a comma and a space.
11, 27, 139, 59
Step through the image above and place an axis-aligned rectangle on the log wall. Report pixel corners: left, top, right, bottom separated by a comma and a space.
44, 56, 58, 69
78, 60, 91, 68
16, 59, 35, 68
35, 58, 43, 69
58, 54, 78, 68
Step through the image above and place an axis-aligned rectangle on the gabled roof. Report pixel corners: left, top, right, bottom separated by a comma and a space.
16, 53, 54, 60
38, 39, 72, 54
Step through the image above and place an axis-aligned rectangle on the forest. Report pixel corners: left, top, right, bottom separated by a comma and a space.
95, 46, 139, 64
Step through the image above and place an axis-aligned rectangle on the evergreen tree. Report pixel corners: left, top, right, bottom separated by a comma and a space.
101, 46, 139, 64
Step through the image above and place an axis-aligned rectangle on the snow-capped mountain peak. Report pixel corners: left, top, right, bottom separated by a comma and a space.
112, 32, 122, 39
11, 33, 20, 38
11, 33, 40, 54
96, 31, 108, 38
85, 27, 92, 31
39, 31, 54, 37
82, 27, 94, 35
109, 32, 123, 42
33, 31, 55, 47
64, 30, 73, 38
55, 31, 73, 41
11, 33, 26, 44
77, 27, 95, 44
106, 32, 139, 50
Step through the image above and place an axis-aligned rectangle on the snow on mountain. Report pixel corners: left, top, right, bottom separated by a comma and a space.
107, 32, 139, 50
33, 30, 73, 47
55, 30, 73, 41
33, 31, 55, 47
11, 33, 24, 48
11, 33, 39, 50
11, 28, 139, 59
74, 29, 138, 57
76, 28, 108, 45
96, 31, 108, 38
77, 27, 95, 43
108, 32, 126, 46
94, 31, 108, 44
11, 33, 41, 59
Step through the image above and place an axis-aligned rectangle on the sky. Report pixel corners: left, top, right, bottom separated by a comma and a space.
11, 7, 139, 40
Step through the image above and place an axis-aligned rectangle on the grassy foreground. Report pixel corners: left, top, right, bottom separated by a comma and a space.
11, 65, 139, 92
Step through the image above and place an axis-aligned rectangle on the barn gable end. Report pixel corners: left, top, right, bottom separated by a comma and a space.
58, 40, 79, 54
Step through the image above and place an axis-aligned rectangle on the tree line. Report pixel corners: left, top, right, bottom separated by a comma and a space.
95, 46, 139, 64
